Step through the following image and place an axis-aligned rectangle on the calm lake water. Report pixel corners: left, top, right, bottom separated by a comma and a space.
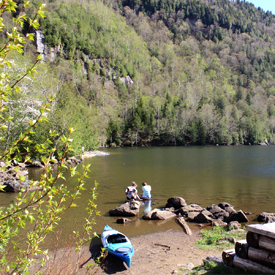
1, 146, 275, 247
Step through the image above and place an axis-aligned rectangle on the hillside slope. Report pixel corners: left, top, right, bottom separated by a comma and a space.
3, 0, 275, 154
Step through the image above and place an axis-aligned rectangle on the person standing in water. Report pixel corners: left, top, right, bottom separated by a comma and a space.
141, 182, 151, 199
125, 182, 141, 200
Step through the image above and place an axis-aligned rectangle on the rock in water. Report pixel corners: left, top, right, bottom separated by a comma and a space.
109, 201, 140, 216
143, 209, 176, 220
167, 197, 187, 209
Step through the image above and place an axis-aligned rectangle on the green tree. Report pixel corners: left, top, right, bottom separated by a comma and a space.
197, 120, 206, 145
0, 2, 101, 273
107, 119, 121, 146
188, 121, 198, 144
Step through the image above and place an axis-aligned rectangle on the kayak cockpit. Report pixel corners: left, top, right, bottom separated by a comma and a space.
107, 234, 127, 244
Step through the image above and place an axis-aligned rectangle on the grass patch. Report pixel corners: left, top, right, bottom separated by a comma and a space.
196, 226, 246, 250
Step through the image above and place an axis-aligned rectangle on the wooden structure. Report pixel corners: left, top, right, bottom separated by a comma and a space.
223, 223, 275, 273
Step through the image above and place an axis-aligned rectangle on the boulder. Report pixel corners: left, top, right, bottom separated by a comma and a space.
193, 211, 214, 223
143, 209, 176, 220
218, 202, 237, 215
218, 202, 234, 209
129, 200, 140, 209
26, 160, 44, 168
206, 204, 229, 220
258, 212, 275, 223
187, 211, 199, 221
224, 206, 237, 215
109, 201, 140, 216
212, 219, 227, 227
161, 207, 176, 212
116, 218, 131, 224
0, 161, 29, 185
153, 210, 176, 220
228, 221, 241, 230
177, 204, 203, 216
2, 180, 31, 192
201, 209, 215, 218
167, 197, 187, 209
68, 157, 82, 165
225, 210, 248, 223
188, 209, 214, 223
143, 209, 159, 220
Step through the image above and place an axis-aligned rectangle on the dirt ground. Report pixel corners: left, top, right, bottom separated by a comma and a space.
92, 229, 222, 275
32, 229, 224, 275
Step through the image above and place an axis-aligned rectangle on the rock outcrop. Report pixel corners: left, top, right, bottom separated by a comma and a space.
225, 210, 248, 223
166, 197, 187, 209
109, 201, 141, 216
143, 209, 177, 220
258, 212, 275, 223
116, 218, 132, 224
2, 180, 40, 192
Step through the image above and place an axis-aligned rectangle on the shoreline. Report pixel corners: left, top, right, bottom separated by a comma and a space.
82, 150, 110, 157
30, 229, 223, 275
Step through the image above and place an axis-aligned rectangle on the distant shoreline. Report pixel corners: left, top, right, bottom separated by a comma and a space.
82, 150, 110, 157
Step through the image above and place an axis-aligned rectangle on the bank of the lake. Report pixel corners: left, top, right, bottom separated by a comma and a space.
1, 146, 274, 248
29, 229, 224, 275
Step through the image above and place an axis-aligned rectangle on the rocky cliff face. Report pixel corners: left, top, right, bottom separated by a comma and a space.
35, 31, 134, 85
35, 30, 62, 62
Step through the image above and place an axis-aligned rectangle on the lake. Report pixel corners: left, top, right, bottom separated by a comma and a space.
1, 145, 275, 247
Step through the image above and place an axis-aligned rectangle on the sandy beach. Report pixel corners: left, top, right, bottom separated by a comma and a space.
95, 229, 222, 275
31, 229, 223, 275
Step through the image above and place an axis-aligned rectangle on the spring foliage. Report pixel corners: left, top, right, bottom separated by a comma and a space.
18, 0, 275, 147
0, 1, 100, 273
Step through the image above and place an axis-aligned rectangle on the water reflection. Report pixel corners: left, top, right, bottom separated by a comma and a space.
143, 200, 151, 214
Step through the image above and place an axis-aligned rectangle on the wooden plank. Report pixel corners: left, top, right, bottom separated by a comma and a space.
247, 223, 275, 240
248, 247, 275, 269
259, 235, 275, 253
233, 255, 275, 274
222, 248, 235, 267
235, 239, 248, 259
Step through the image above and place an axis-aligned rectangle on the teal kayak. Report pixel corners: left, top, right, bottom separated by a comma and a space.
101, 224, 134, 268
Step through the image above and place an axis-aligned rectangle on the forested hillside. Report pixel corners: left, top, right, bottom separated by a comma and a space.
3, 0, 275, 155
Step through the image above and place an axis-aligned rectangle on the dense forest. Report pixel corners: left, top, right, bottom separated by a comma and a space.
2, 0, 275, 156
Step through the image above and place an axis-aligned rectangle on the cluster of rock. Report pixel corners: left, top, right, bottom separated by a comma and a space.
0, 157, 82, 192
258, 212, 275, 223
108, 196, 275, 237
0, 161, 30, 192
109, 196, 250, 226
26, 157, 82, 168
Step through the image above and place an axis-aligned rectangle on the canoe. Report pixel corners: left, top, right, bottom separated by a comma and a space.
101, 224, 134, 268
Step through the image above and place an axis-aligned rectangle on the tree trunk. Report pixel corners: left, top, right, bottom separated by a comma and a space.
176, 216, 192, 236
235, 239, 249, 259
259, 235, 275, 253
246, 231, 259, 248
222, 248, 235, 267
233, 255, 275, 274
248, 247, 275, 269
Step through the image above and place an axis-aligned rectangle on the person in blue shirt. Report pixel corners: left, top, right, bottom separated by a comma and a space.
141, 182, 151, 200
